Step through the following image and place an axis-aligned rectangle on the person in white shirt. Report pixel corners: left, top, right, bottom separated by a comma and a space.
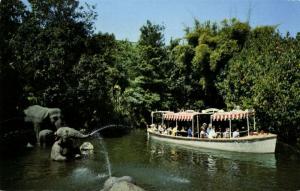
200, 128, 206, 138
208, 126, 217, 139
158, 125, 164, 134
223, 128, 230, 138
206, 123, 211, 136
233, 129, 240, 138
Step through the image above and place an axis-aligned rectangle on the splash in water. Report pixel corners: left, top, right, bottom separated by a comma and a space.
91, 125, 118, 178
97, 173, 109, 179
167, 176, 190, 184
98, 137, 112, 177
90, 124, 131, 178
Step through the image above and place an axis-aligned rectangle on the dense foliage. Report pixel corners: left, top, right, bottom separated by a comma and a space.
217, 27, 300, 143
1, 0, 299, 144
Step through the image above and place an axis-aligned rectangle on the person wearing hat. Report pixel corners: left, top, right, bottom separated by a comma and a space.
200, 127, 206, 138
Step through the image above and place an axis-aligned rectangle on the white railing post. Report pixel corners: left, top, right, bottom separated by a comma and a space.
247, 115, 250, 136
151, 112, 153, 124
229, 119, 232, 138
197, 115, 199, 138
192, 117, 194, 137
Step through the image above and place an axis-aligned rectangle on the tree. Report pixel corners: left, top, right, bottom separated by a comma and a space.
0, 0, 28, 120
6, 0, 102, 128
217, 26, 300, 143
169, 19, 250, 109
120, 21, 169, 126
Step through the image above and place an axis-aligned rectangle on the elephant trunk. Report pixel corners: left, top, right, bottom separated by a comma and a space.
56, 127, 90, 140
71, 129, 90, 139
75, 133, 90, 139
54, 119, 62, 129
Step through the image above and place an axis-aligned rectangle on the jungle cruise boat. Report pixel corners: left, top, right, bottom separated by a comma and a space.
147, 109, 277, 153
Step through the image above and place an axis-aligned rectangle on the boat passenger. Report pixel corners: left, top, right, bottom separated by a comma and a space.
167, 127, 172, 135
158, 125, 164, 134
223, 128, 230, 138
171, 126, 178, 136
163, 129, 168, 135
201, 123, 207, 131
187, 127, 193, 137
233, 129, 240, 138
206, 124, 212, 136
150, 124, 157, 131
208, 127, 217, 139
200, 128, 206, 138
215, 126, 221, 138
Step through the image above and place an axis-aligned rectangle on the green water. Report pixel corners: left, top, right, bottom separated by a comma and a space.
1, 129, 300, 190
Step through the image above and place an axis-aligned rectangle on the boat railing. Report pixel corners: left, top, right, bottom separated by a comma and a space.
148, 124, 265, 140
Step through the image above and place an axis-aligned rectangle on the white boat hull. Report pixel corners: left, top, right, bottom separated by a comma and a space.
147, 130, 277, 153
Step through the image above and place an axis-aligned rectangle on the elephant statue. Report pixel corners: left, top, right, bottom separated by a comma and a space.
51, 127, 91, 161
38, 129, 54, 147
24, 105, 62, 144
50, 139, 66, 161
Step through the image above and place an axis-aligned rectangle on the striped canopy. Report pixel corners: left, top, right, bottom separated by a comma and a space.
163, 112, 199, 121
211, 110, 255, 121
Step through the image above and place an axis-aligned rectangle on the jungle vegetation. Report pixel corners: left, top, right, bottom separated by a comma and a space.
1, 0, 299, 145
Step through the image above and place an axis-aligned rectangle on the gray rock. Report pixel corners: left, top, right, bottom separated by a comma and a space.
80, 142, 94, 151
109, 181, 144, 191
80, 142, 94, 156
101, 176, 144, 191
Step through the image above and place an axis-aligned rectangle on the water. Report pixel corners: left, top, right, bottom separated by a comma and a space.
98, 137, 112, 177
90, 124, 123, 177
1, 129, 300, 190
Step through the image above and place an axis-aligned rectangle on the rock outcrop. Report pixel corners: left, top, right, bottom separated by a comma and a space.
80, 142, 94, 155
101, 176, 144, 191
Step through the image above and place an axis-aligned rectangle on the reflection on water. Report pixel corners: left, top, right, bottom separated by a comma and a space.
0, 130, 300, 191
207, 155, 217, 175
148, 138, 277, 169
145, 138, 279, 191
